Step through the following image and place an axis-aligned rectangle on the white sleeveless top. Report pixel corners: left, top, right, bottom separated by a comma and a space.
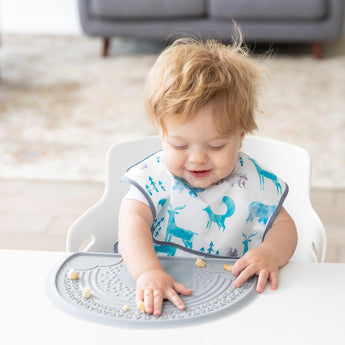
121, 151, 288, 258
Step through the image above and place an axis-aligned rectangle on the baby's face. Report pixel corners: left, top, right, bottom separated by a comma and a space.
161, 104, 245, 189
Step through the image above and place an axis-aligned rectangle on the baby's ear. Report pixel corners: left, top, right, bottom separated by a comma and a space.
157, 126, 165, 139
239, 130, 246, 148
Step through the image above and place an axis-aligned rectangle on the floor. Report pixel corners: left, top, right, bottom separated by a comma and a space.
0, 178, 344, 263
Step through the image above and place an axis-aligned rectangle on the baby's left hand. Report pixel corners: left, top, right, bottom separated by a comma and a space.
231, 244, 280, 293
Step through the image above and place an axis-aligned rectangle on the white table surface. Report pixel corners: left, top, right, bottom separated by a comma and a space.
1, 250, 344, 345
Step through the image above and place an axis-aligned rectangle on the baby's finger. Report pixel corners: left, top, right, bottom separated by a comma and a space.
144, 288, 154, 314
173, 282, 193, 296
233, 265, 256, 288
269, 271, 279, 290
136, 289, 144, 304
231, 257, 247, 277
153, 289, 163, 316
165, 289, 186, 311
256, 270, 269, 293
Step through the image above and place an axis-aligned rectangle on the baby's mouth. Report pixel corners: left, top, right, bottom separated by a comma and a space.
189, 170, 211, 178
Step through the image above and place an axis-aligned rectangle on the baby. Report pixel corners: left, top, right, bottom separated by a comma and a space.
118, 38, 297, 316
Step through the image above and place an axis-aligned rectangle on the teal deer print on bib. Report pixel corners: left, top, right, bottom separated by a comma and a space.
242, 232, 258, 255
165, 205, 198, 249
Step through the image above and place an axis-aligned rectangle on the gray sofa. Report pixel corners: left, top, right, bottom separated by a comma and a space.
78, 0, 345, 58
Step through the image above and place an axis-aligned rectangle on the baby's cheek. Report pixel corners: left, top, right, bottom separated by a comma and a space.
164, 154, 184, 176
214, 160, 234, 175
167, 151, 185, 168
218, 156, 237, 173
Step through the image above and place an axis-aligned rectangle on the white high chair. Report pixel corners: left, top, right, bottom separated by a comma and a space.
66, 135, 327, 262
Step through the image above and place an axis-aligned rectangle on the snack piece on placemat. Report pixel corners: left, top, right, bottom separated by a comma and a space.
195, 258, 206, 267
67, 268, 79, 280
82, 287, 91, 298
223, 264, 233, 272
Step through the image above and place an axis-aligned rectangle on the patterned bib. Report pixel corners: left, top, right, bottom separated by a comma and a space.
122, 151, 288, 258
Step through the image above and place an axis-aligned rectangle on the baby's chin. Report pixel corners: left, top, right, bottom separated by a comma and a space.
183, 176, 214, 190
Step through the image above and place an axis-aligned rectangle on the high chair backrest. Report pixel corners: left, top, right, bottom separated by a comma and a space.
66, 135, 326, 262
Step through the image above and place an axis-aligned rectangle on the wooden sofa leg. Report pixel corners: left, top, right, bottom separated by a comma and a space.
102, 38, 110, 57
311, 43, 323, 59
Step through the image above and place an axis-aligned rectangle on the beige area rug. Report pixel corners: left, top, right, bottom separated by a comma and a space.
0, 34, 344, 188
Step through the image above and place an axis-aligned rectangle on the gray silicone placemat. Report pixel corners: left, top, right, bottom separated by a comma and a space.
46, 252, 257, 327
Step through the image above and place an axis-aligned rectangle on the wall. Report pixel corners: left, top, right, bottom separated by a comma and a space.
1, 0, 81, 34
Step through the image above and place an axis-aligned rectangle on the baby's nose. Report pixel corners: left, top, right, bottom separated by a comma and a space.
189, 149, 208, 164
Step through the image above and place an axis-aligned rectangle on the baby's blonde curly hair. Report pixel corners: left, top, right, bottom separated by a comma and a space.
144, 37, 260, 135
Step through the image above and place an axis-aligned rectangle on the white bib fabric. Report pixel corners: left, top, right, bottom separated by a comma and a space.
122, 151, 288, 258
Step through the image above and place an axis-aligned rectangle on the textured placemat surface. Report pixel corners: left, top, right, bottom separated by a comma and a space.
47, 253, 257, 327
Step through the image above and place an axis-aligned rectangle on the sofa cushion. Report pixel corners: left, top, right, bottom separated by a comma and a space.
208, 0, 327, 20
89, 0, 206, 19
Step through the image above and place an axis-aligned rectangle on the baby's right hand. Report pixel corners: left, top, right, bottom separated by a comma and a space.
136, 270, 192, 316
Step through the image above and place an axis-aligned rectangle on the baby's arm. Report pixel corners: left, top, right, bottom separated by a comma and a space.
232, 207, 297, 293
118, 199, 192, 316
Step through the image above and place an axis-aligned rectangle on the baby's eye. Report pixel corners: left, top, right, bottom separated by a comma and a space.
172, 144, 189, 150
208, 144, 224, 151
